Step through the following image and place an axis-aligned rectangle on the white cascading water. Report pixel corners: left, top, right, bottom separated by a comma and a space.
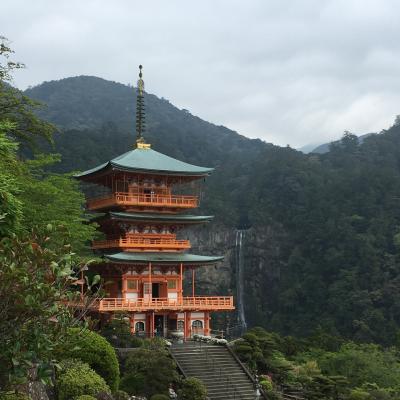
235, 230, 247, 333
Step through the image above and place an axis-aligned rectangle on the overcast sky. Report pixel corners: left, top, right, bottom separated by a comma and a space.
2, 0, 400, 148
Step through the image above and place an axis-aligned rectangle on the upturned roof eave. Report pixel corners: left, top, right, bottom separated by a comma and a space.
103, 252, 224, 266
74, 162, 213, 181
92, 212, 214, 224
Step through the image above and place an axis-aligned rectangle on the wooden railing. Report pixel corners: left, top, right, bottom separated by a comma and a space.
92, 233, 191, 251
87, 192, 198, 210
93, 296, 234, 312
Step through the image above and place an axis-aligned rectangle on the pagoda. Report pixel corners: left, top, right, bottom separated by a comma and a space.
75, 66, 234, 339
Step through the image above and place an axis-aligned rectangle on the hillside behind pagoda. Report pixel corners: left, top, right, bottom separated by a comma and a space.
24, 76, 400, 345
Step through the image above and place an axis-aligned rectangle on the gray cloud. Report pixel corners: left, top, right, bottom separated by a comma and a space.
2, 0, 400, 147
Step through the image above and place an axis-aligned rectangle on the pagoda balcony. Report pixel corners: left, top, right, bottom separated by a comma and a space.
87, 192, 198, 211
76, 296, 234, 312
92, 233, 191, 251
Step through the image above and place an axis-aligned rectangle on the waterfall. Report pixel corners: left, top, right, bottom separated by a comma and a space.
235, 230, 247, 334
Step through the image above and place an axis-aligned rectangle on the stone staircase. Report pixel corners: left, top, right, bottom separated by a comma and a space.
170, 341, 258, 400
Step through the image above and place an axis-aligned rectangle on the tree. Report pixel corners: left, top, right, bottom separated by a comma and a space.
0, 121, 22, 236
0, 36, 24, 82
178, 377, 207, 400
18, 155, 98, 255
120, 343, 178, 398
0, 123, 97, 252
0, 37, 55, 146
0, 229, 99, 389
317, 343, 400, 389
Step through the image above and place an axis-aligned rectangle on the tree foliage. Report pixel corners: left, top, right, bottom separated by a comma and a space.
235, 328, 400, 400
56, 360, 110, 400
0, 229, 95, 388
55, 328, 120, 392
120, 341, 178, 398
177, 377, 207, 400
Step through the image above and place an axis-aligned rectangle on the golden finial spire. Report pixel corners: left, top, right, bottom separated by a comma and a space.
135, 65, 150, 149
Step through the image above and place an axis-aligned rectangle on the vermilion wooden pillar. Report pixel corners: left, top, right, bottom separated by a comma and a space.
184, 311, 189, 340
129, 313, 135, 334
204, 312, 210, 336
151, 311, 155, 338
179, 263, 183, 301
192, 268, 195, 297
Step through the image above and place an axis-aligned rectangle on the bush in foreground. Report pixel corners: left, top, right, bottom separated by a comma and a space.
120, 344, 178, 398
56, 328, 120, 391
56, 360, 110, 400
178, 377, 207, 400
113, 390, 130, 400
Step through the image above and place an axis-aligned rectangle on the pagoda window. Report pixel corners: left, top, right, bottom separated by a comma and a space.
143, 283, 151, 295
177, 320, 184, 332
127, 280, 138, 290
167, 280, 177, 290
192, 320, 203, 329
135, 321, 145, 332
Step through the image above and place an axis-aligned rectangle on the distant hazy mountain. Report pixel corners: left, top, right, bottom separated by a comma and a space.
298, 142, 324, 154
310, 132, 377, 154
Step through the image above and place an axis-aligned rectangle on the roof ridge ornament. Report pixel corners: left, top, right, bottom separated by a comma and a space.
135, 65, 151, 149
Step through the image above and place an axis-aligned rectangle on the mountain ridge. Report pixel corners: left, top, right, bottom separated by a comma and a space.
24, 75, 269, 174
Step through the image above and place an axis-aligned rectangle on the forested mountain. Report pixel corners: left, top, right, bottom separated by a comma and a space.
25, 76, 267, 174
25, 76, 400, 346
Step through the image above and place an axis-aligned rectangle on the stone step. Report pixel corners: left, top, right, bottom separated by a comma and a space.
170, 343, 258, 400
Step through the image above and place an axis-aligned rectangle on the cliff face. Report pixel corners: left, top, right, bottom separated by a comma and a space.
184, 223, 287, 331
185, 224, 235, 295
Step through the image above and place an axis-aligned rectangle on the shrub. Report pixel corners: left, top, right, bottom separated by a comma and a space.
113, 390, 130, 400
178, 377, 207, 400
119, 373, 145, 395
0, 393, 30, 400
57, 328, 120, 391
349, 389, 372, 400
264, 390, 284, 400
120, 347, 178, 398
150, 395, 169, 400
129, 336, 144, 348
76, 396, 97, 400
260, 378, 273, 391
56, 360, 110, 400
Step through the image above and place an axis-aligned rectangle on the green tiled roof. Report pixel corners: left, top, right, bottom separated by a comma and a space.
104, 252, 223, 265
101, 212, 214, 224
75, 147, 213, 178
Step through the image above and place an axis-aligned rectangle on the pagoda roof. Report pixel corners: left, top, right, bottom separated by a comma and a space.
104, 252, 223, 265
97, 212, 214, 224
74, 147, 213, 179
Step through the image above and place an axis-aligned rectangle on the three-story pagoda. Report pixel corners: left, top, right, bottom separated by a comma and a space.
75, 66, 234, 339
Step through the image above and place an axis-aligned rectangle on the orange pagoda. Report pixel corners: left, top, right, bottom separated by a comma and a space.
75, 66, 234, 339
